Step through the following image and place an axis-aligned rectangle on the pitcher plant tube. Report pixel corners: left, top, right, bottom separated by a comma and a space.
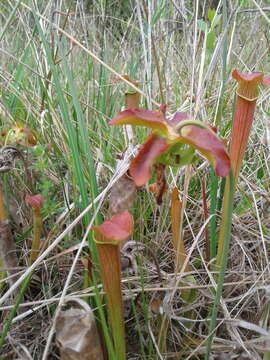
93, 210, 134, 360
25, 194, 44, 265
206, 69, 270, 359
217, 69, 270, 266
229, 69, 270, 181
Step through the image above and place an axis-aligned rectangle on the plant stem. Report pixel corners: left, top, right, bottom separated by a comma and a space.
30, 207, 42, 264
209, 169, 218, 259
171, 187, 190, 272
201, 177, 210, 262
215, 171, 234, 268
205, 170, 234, 359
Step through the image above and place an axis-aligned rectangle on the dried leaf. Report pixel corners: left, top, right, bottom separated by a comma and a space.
0, 220, 19, 286
109, 173, 136, 215
8, 123, 37, 147
0, 146, 19, 173
150, 296, 163, 314
151, 163, 167, 205
8, 196, 24, 228
55, 300, 104, 360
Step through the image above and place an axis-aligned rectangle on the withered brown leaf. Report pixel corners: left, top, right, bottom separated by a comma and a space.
108, 173, 136, 216
55, 299, 104, 360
